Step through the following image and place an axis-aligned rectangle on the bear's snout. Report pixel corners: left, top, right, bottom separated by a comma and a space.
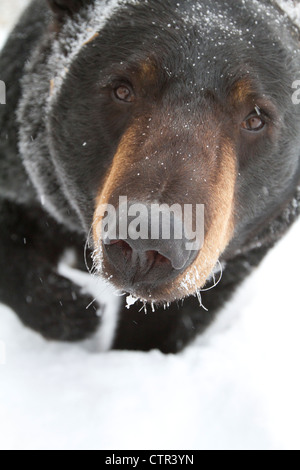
92, 120, 237, 303
102, 202, 198, 290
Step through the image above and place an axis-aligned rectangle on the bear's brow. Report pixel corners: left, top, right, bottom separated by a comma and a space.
230, 78, 256, 104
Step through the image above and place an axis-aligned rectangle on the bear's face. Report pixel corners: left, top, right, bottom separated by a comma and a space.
21, 0, 300, 304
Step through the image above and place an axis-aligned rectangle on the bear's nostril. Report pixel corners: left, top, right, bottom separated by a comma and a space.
107, 240, 133, 260
105, 241, 171, 272
146, 250, 171, 268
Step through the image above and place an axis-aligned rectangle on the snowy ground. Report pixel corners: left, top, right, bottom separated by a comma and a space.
1, 0, 300, 451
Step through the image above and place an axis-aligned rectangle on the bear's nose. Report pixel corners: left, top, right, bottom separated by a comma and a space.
102, 203, 199, 286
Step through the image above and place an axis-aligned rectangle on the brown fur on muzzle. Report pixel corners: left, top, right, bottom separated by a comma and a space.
93, 119, 237, 303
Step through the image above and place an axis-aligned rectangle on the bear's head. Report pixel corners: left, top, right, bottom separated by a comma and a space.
18, 0, 300, 305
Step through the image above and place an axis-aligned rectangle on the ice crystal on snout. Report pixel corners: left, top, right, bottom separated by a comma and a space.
126, 294, 138, 309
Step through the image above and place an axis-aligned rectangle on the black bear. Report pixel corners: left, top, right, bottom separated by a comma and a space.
0, 0, 299, 353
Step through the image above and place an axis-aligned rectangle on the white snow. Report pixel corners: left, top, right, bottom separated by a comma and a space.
1, 0, 300, 451
126, 294, 139, 309
0, 0, 30, 49
1, 219, 300, 450
57, 250, 121, 352
275, 0, 300, 27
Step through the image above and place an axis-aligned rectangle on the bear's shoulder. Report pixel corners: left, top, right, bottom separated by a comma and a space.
0, 1, 49, 203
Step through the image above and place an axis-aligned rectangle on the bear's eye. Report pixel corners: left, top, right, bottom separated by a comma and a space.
241, 113, 266, 132
113, 84, 134, 103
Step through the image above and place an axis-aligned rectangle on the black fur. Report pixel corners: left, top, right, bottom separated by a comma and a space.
47, 0, 92, 17
0, 0, 299, 353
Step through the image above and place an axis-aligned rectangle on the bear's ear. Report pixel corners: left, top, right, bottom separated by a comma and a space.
47, 0, 91, 17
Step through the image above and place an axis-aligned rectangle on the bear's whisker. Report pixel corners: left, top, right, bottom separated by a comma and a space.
196, 290, 208, 311
200, 260, 223, 293
86, 298, 97, 310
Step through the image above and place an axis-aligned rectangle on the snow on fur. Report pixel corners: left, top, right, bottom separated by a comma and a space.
274, 0, 300, 28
